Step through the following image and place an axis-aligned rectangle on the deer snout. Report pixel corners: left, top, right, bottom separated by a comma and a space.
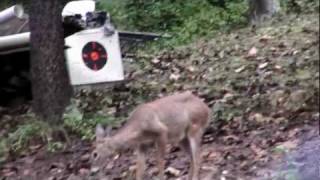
90, 147, 113, 165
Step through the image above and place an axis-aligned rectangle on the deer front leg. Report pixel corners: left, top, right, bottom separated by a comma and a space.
187, 125, 203, 180
156, 132, 167, 180
188, 137, 200, 180
136, 145, 147, 180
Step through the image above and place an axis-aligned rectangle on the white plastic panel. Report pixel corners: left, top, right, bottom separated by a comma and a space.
62, 0, 95, 20
64, 27, 124, 85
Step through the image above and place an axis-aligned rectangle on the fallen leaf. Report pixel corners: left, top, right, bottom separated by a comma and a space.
235, 66, 246, 73
2, 169, 16, 177
247, 47, 258, 58
47, 177, 57, 180
292, 50, 299, 55
274, 65, 282, 70
90, 167, 100, 173
218, 50, 225, 58
259, 35, 272, 43
270, 47, 277, 52
79, 168, 90, 175
276, 140, 298, 151
206, 151, 221, 160
80, 154, 90, 162
278, 42, 287, 48
258, 62, 269, 69
67, 174, 82, 180
129, 165, 136, 172
113, 154, 120, 160
169, 73, 180, 81
187, 66, 196, 72
250, 144, 267, 158
23, 169, 31, 176
249, 113, 271, 123
29, 144, 42, 151
151, 58, 160, 64
165, 167, 180, 177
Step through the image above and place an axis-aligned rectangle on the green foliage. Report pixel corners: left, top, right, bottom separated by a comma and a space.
0, 0, 13, 10
47, 141, 64, 152
0, 139, 8, 163
6, 120, 51, 152
212, 100, 243, 122
98, 0, 248, 46
0, 0, 30, 11
63, 99, 120, 140
171, 1, 247, 45
0, 102, 121, 160
98, 0, 319, 48
0, 117, 54, 163
280, 0, 320, 13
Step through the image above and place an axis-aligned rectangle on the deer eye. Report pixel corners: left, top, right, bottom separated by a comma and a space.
92, 152, 98, 159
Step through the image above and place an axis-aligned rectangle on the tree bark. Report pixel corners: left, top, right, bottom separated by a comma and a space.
248, 0, 280, 25
29, 0, 72, 123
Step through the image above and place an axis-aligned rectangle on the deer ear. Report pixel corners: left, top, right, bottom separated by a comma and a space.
95, 124, 105, 140
105, 126, 112, 137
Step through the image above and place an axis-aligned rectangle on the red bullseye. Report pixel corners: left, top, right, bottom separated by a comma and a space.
90, 51, 100, 61
82, 41, 108, 71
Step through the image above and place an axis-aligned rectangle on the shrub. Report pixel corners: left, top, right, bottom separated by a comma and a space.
0, 116, 53, 161
6, 120, 51, 152
98, 0, 247, 46
63, 99, 121, 140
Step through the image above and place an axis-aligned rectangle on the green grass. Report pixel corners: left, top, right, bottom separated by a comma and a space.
0, 117, 52, 163
97, 0, 319, 50
97, 0, 248, 48
0, 100, 121, 162
63, 99, 122, 140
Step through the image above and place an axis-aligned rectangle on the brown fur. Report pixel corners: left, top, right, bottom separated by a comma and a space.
91, 91, 210, 180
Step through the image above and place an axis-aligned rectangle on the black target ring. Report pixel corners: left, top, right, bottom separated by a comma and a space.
82, 41, 108, 71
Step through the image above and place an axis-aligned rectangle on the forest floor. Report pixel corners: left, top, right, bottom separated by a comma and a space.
0, 10, 319, 180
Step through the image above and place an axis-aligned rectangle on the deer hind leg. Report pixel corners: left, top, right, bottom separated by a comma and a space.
187, 125, 203, 180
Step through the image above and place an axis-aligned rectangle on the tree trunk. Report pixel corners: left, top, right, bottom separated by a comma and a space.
29, 0, 72, 123
248, 0, 280, 25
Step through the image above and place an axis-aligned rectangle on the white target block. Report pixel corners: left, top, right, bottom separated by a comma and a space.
64, 27, 124, 85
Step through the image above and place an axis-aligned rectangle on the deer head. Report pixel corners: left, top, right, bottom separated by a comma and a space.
91, 124, 116, 164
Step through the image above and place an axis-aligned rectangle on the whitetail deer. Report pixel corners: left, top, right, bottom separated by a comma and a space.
91, 91, 210, 180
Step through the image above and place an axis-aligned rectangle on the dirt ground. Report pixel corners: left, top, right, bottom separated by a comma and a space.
1, 115, 318, 180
